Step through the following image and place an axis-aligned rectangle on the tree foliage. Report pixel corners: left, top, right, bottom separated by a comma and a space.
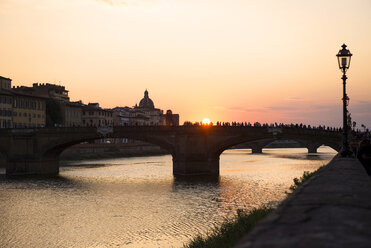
46, 99, 63, 127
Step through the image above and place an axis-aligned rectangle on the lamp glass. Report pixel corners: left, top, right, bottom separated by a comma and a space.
337, 44, 352, 71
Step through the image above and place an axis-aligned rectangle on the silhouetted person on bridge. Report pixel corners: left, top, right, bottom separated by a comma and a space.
357, 139, 371, 176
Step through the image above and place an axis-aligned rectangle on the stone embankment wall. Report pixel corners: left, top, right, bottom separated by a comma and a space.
236, 156, 371, 248
60, 143, 169, 160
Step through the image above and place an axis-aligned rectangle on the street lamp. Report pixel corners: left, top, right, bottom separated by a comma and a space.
336, 44, 353, 157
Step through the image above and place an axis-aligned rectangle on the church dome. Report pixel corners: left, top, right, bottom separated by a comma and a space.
139, 90, 155, 109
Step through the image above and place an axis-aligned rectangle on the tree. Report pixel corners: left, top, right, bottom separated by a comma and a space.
46, 99, 63, 127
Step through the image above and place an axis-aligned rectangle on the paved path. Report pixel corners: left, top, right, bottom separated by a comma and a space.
236, 156, 371, 248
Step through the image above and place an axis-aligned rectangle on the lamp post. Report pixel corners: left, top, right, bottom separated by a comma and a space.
336, 44, 353, 157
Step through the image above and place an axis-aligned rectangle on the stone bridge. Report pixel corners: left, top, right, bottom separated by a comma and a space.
0, 126, 342, 176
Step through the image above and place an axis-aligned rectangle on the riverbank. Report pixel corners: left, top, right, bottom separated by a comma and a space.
235, 156, 371, 247
184, 208, 273, 248
184, 167, 321, 248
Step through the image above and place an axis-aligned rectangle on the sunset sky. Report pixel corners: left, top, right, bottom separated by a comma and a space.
1, 0, 370, 127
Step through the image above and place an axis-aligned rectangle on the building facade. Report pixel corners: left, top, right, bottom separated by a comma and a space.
11, 82, 82, 127
61, 102, 82, 127
0, 76, 11, 90
0, 76, 13, 128
82, 103, 113, 127
112, 106, 132, 126
0, 92, 13, 128
12, 92, 46, 128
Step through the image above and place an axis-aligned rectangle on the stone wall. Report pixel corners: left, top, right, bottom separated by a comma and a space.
236, 156, 371, 248
60, 142, 169, 160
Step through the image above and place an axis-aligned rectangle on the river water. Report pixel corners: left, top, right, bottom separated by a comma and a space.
0, 147, 336, 248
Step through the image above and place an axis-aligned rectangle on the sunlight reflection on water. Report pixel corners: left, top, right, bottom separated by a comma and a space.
0, 147, 336, 248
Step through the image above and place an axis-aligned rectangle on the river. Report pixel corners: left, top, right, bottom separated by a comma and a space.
0, 147, 336, 248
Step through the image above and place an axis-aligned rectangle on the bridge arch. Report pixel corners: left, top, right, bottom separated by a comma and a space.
212, 138, 275, 158
41, 133, 175, 160
210, 135, 340, 158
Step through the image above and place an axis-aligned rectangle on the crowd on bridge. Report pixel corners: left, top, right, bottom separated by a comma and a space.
183, 120, 370, 133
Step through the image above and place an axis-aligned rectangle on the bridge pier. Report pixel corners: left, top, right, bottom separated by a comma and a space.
251, 146, 263, 154
296, 140, 321, 154
306, 143, 320, 153
173, 156, 219, 176
6, 157, 59, 176
248, 140, 273, 154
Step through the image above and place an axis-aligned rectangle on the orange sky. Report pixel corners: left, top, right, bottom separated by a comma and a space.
1, 0, 371, 128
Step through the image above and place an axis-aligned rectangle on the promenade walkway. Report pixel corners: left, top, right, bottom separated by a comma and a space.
236, 156, 371, 248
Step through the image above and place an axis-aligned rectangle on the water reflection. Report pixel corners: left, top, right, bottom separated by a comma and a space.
0, 174, 85, 190
173, 174, 220, 185
0, 148, 336, 248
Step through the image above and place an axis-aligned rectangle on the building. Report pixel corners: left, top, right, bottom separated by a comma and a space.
61, 101, 83, 127
165, 110, 179, 126
12, 83, 69, 102
0, 76, 13, 128
0, 91, 13, 128
82, 103, 113, 127
112, 90, 165, 126
112, 90, 179, 126
1, 76, 48, 128
0, 76, 11, 90
132, 90, 165, 126
112, 106, 132, 126
11, 92, 46, 128
11, 82, 83, 127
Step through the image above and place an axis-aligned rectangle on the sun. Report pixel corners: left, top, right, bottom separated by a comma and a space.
202, 118, 211, 125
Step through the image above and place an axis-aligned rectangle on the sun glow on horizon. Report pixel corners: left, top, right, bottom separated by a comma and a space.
202, 118, 211, 125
